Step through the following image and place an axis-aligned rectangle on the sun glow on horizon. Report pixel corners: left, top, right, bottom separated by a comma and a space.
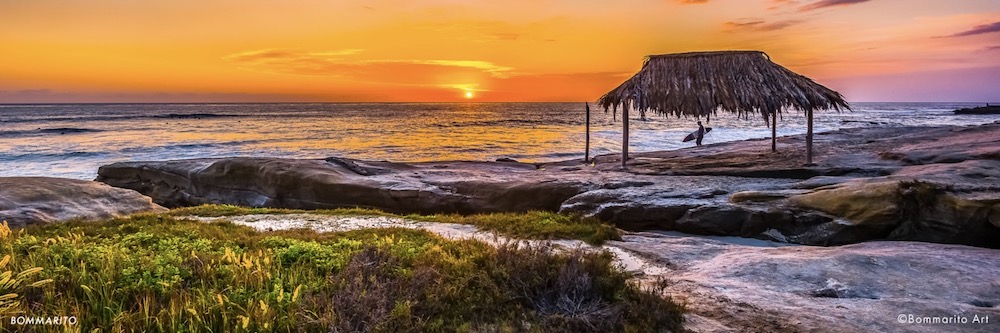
464, 91, 474, 99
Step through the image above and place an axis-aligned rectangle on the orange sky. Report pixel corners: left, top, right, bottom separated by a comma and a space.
1, 0, 998, 103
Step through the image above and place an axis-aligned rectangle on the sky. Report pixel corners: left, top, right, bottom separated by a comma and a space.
1, 0, 998, 103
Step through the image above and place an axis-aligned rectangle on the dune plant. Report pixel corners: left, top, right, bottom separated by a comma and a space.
0, 216, 681, 332
0, 221, 52, 317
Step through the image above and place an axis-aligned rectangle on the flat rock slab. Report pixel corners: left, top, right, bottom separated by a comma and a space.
615, 231, 1000, 333
0, 177, 166, 228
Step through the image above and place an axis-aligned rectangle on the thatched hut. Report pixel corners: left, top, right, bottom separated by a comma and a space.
597, 50, 849, 168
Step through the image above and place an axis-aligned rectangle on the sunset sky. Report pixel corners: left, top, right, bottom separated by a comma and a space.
1, 0, 998, 103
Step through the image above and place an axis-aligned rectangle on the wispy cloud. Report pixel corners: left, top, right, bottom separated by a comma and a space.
983, 45, 1000, 52
943, 21, 1000, 38
224, 49, 364, 63
224, 49, 515, 87
488, 32, 520, 41
675, 0, 709, 4
13, 89, 52, 95
768, 0, 800, 10
799, 0, 870, 12
724, 19, 802, 32
0, 89, 327, 103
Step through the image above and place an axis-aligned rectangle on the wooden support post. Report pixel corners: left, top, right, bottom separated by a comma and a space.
622, 104, 629, 170
771, 110, 777, 152
806, 109, 814, 165
585, 102, 591, 163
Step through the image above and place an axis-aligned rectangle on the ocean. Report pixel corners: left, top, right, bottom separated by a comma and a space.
1, 102, 998, 180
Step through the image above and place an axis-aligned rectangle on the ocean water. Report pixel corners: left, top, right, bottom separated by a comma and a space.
1, 102, 998, 180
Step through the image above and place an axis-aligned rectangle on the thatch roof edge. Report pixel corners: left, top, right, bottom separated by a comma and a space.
597, 50, 850, 120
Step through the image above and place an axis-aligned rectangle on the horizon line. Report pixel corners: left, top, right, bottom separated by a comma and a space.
1, 101, 997, 105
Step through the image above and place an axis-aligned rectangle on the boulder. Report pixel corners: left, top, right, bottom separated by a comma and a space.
559, 189, 700, 231
96, 157, 590, 215
674, 205, 750, 236
789, 180, 1000, 248
788, 181, 901, 237
0, 177, 166, 228
991, 206, 1000, 228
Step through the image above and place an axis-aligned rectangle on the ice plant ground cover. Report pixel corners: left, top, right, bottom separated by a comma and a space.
0, 207, 681, 332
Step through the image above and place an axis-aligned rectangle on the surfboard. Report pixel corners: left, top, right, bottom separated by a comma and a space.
682, 127, 712, 142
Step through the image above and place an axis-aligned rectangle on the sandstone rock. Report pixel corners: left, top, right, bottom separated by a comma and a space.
95, 123, 1000, 249
729, 190, 808, 203
789, 180, 1000, 248
97, 157, 591, 214
890, 160, 1000, 201
991, 206, 1000, 228
789, 181, 900, 228
674, 205, 750, 236
559, 189, 698, 230
558, 176, 788, 232
614, 233, 1000, 333
0, 177, 166, 228
789, 176, 859, 189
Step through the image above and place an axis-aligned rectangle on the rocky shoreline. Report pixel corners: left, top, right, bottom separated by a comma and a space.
95, 122, 1000, 248
3, 122, 1000, 332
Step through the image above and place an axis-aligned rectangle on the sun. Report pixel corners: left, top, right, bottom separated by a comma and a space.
464, 91, 474, 99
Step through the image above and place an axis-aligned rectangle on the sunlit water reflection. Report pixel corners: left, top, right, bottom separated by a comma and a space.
1, 102, 997, 179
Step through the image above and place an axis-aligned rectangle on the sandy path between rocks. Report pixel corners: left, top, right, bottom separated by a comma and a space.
188, 214, 670, 277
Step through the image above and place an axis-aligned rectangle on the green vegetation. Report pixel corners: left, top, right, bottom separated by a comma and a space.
169, 204, 620, 245
408, 212, 620, 245
0, 215, 682, 332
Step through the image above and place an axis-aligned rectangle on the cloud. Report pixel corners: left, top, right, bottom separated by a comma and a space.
0, 89, 328, 103
675, 0, 709, 4
224, 49, 515, 88
0, 89, 52, 102
489, 32, 520, 41
768, 0, 800, 9
224, 49, 364, 63
724, 19, 802, 32
799, 0, 869, 12
821, 66, 1000, 102
14, 89, 52, 95
944, 21, 1000, 38
983, 45, 1000, 52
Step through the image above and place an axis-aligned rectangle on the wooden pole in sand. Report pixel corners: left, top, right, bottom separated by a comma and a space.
622, 103, 629, 170
585, 102, 591, 162
806, 109, 814, 164
771, 110, 777, 152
